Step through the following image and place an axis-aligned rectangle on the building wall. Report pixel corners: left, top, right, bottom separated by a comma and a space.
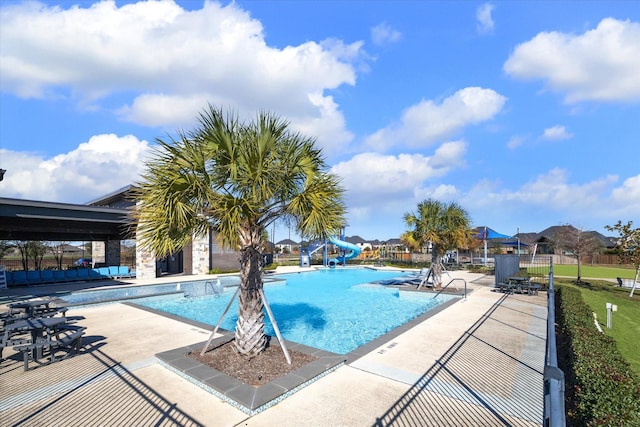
210, 233, 240, 272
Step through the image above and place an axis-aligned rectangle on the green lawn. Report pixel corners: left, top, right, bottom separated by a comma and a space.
550, 264, 636, 280
560, 280, 640, 375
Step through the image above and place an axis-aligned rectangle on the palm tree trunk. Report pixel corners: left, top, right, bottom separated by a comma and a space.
431, 244, 442, 287
233, 232, 267, 358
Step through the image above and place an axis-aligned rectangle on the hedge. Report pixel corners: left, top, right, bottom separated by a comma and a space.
556, 285, 640, 426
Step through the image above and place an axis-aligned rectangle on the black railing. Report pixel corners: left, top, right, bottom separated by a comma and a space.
543, 257, 566, 426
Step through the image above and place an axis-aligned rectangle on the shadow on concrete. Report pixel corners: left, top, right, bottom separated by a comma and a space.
373, 292, 546, 427
0, 338, 205, 426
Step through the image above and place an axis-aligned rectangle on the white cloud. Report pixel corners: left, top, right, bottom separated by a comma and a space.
331, 141, 466, 208
365, 87, 507, 151
507, 135, 525, 149
476, 3, 495, 34
0, 135, 150, 203
504, 18, 640, 103
0, 0, 363, 150
463, 168, 636, 227
371, 22, 402, 46
541, 125, 573, 141
610, 174, 640, 216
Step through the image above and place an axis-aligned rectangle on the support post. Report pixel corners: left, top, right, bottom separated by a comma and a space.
201, 287, 240, 355
259, 289, 291, 364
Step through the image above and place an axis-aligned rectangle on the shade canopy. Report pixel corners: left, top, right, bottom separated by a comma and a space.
474, 226, 512, 240
499, 240, 529, 248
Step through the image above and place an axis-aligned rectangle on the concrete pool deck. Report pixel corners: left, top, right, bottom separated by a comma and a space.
1, 269, 547, 426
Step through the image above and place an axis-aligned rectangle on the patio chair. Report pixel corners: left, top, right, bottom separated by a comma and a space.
117, 266, 132, 278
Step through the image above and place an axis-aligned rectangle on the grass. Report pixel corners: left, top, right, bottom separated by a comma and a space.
557, 279, 640, 376
547, 264, 636, 280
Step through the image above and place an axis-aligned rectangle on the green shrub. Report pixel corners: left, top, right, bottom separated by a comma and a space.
556, 285, 640, 426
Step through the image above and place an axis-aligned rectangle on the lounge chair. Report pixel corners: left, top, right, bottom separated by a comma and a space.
108, 266, 120, 278
11, 271, 28, 286
26, 270, 41, 284
89, 268, 103, 280
40, 270, 54, 283
98, 267, 110, 278
117, 266, 133, 278
52, 270, 66, 282
76, 268, 90, 281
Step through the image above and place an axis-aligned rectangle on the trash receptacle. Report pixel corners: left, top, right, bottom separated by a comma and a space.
300, 255, 310, 267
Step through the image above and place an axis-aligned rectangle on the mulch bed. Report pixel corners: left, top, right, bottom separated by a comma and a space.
188, 340, 318, 387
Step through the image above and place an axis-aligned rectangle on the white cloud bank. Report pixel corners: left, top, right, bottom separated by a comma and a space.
365, 87, 507, 151
0, 135, 150, 203
0, 0, 363, 154
504, 18, 640, 103
462, 169, 640, 231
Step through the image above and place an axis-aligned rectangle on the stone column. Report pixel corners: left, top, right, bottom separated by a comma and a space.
92, 241, 106, 266
136, 244, 157, 279
106, 239, 121, 266
191, 231, 210, 275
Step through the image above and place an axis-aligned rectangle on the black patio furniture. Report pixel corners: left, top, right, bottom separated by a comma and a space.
13, 323, 85, 371
1, 316, 84, 371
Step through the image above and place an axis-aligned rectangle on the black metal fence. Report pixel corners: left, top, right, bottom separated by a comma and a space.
1, 255, 136, 271
495, 255, 565, 425
544, 258, 566, 426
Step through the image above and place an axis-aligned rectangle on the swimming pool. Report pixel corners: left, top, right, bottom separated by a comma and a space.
136, 268, 458, 355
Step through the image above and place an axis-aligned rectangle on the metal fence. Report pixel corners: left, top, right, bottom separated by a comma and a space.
1, 255, 136, 271
495, 255, 565, 425
543, 258, 566, 426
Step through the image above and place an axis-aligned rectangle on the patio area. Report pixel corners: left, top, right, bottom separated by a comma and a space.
1, 270, 547, 426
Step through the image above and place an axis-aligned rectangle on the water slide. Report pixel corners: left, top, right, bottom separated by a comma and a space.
328, 236, 362, 265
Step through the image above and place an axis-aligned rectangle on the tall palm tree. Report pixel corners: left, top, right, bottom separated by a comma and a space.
134, 105, 346, 358
404, 199, 472, 286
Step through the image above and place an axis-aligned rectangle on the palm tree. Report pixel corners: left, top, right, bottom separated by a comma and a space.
400, 231, 420, 253
134, 105, 346, 358
404, 199, 472, 286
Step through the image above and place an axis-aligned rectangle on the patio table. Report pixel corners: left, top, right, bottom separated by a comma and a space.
3, 316, 68, 360
507, 277, 530, 294
9, 299, 52, 318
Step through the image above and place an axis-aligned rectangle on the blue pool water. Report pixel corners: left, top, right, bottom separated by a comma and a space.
136, 268, 457, 355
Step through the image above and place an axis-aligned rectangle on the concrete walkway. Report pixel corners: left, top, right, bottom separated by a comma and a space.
0, 271, 547, 426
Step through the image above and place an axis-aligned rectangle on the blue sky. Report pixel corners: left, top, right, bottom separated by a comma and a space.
1, 0, 639, 243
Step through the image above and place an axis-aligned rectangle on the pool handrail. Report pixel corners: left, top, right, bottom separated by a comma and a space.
433, 278, 467, 300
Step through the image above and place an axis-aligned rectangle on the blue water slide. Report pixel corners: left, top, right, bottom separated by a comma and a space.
328, 236, 362, 264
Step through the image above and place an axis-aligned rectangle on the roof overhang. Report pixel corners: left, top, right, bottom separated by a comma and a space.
0, 197, 134, 241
